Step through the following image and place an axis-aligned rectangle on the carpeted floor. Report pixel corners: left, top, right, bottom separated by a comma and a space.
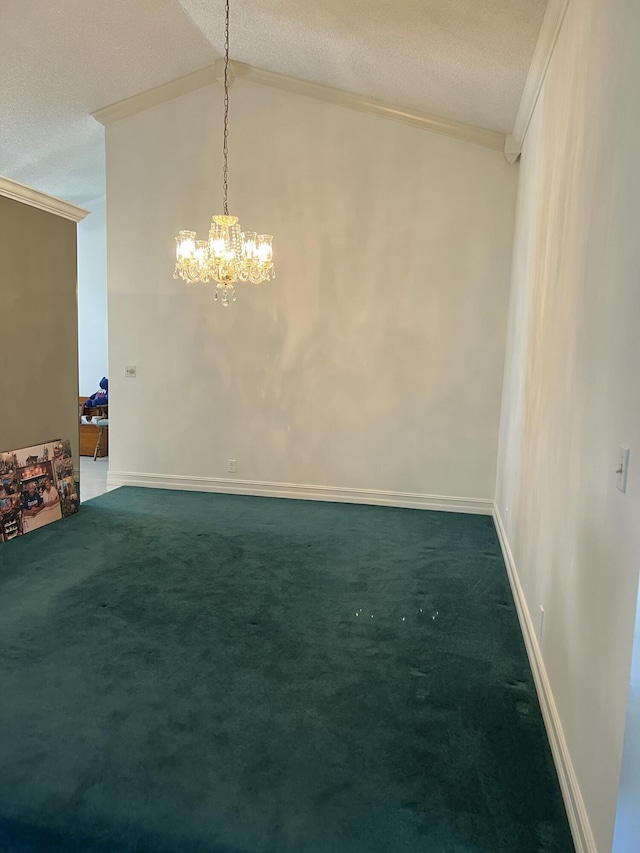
0, 488, 574, 852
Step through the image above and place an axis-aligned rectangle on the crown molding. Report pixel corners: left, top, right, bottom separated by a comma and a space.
92, 60, 505, 152
92, 66, 218, 126
503, 133, 521, 166
510, 0, 571, 157
0, 176, 89, 222
236, 62, 505, 151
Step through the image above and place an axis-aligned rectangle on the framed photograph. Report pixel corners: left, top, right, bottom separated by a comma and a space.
0, 439, 79, 543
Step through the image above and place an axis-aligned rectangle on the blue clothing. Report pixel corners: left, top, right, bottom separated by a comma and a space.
23, 491, 42, 512
86, 377, 109, 409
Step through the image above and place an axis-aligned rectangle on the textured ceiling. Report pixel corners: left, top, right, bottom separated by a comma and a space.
0, 0, 547, 206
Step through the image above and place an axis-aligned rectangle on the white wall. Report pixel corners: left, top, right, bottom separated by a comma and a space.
495, 1, 640, 849
105, 79, 517, 503
77, 196, 108, 396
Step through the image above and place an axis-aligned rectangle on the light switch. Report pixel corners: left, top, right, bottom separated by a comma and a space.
125, 365, 137, 378
617, 445, 630, 493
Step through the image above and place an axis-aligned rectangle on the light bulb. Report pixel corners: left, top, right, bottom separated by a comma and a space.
257, 235, 273, 264
176, 231, 196, 260
242, 231, 258, 260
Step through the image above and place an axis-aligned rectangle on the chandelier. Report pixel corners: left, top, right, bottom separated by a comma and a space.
173, 0, 275, 306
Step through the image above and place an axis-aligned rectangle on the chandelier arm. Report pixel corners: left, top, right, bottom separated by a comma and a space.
222, 0, 230, 215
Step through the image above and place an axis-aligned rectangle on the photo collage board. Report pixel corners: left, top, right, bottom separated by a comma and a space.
0, 439, 79, 543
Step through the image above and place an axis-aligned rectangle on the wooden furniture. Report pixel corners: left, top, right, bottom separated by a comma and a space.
93, 418, 109, 461
79, 397, 109, 458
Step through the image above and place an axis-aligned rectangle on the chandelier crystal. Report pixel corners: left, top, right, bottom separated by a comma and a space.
173, 0, 275, 306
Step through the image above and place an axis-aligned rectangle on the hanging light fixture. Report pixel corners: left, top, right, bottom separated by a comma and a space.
173, 0, 275, 306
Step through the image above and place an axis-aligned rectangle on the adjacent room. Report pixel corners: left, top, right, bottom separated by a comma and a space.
1, 1, 639, 852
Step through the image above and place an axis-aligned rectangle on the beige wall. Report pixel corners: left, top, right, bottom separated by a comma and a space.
105, 79, 517, 504
0, 195, 79, 463
495, 0, 640, 849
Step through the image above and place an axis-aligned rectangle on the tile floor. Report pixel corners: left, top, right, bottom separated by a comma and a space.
79, 456, 109, 502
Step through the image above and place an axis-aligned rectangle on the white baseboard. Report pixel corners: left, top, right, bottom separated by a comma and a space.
106, 470, 493, 515
493, 505, 596, 853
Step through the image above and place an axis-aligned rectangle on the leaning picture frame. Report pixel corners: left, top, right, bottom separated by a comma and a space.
0, 439, 79, 543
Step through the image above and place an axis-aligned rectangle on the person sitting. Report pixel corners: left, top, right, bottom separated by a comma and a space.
41, 478, 60, 507
22, 482, 44, 517
81, 377, 108, 421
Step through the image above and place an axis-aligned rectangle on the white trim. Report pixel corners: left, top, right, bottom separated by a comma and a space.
106, 470, 493, 514
238, 63, 505, 151
510, 0, 571, 156
92, 66, 218, 126
0, 176, 89, 222
92, 60, 505, 152
503, 133, 521, 166
493, 505, 596, 853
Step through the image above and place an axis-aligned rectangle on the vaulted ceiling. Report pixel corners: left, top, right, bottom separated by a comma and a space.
0, 0, 547, 205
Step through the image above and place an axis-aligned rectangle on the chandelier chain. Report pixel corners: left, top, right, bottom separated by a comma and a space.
222, 0, 230, 215
173, 0, 275, 305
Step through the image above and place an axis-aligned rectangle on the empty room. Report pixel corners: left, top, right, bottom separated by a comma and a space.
1, 1, 639, 852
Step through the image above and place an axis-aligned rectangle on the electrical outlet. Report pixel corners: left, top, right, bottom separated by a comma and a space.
227, 459, 236, 474
124, 365, 137, 378
617, 445, 630, 493
539, 605, 545, 637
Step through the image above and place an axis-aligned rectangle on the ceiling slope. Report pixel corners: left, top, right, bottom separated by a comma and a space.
0, 0, 547, 204
0, 0, 216, 204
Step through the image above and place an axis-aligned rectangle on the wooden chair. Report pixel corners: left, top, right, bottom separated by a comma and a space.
93, 411, 109, 460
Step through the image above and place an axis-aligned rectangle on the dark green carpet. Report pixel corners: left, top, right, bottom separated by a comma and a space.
0, 487, 574, 852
